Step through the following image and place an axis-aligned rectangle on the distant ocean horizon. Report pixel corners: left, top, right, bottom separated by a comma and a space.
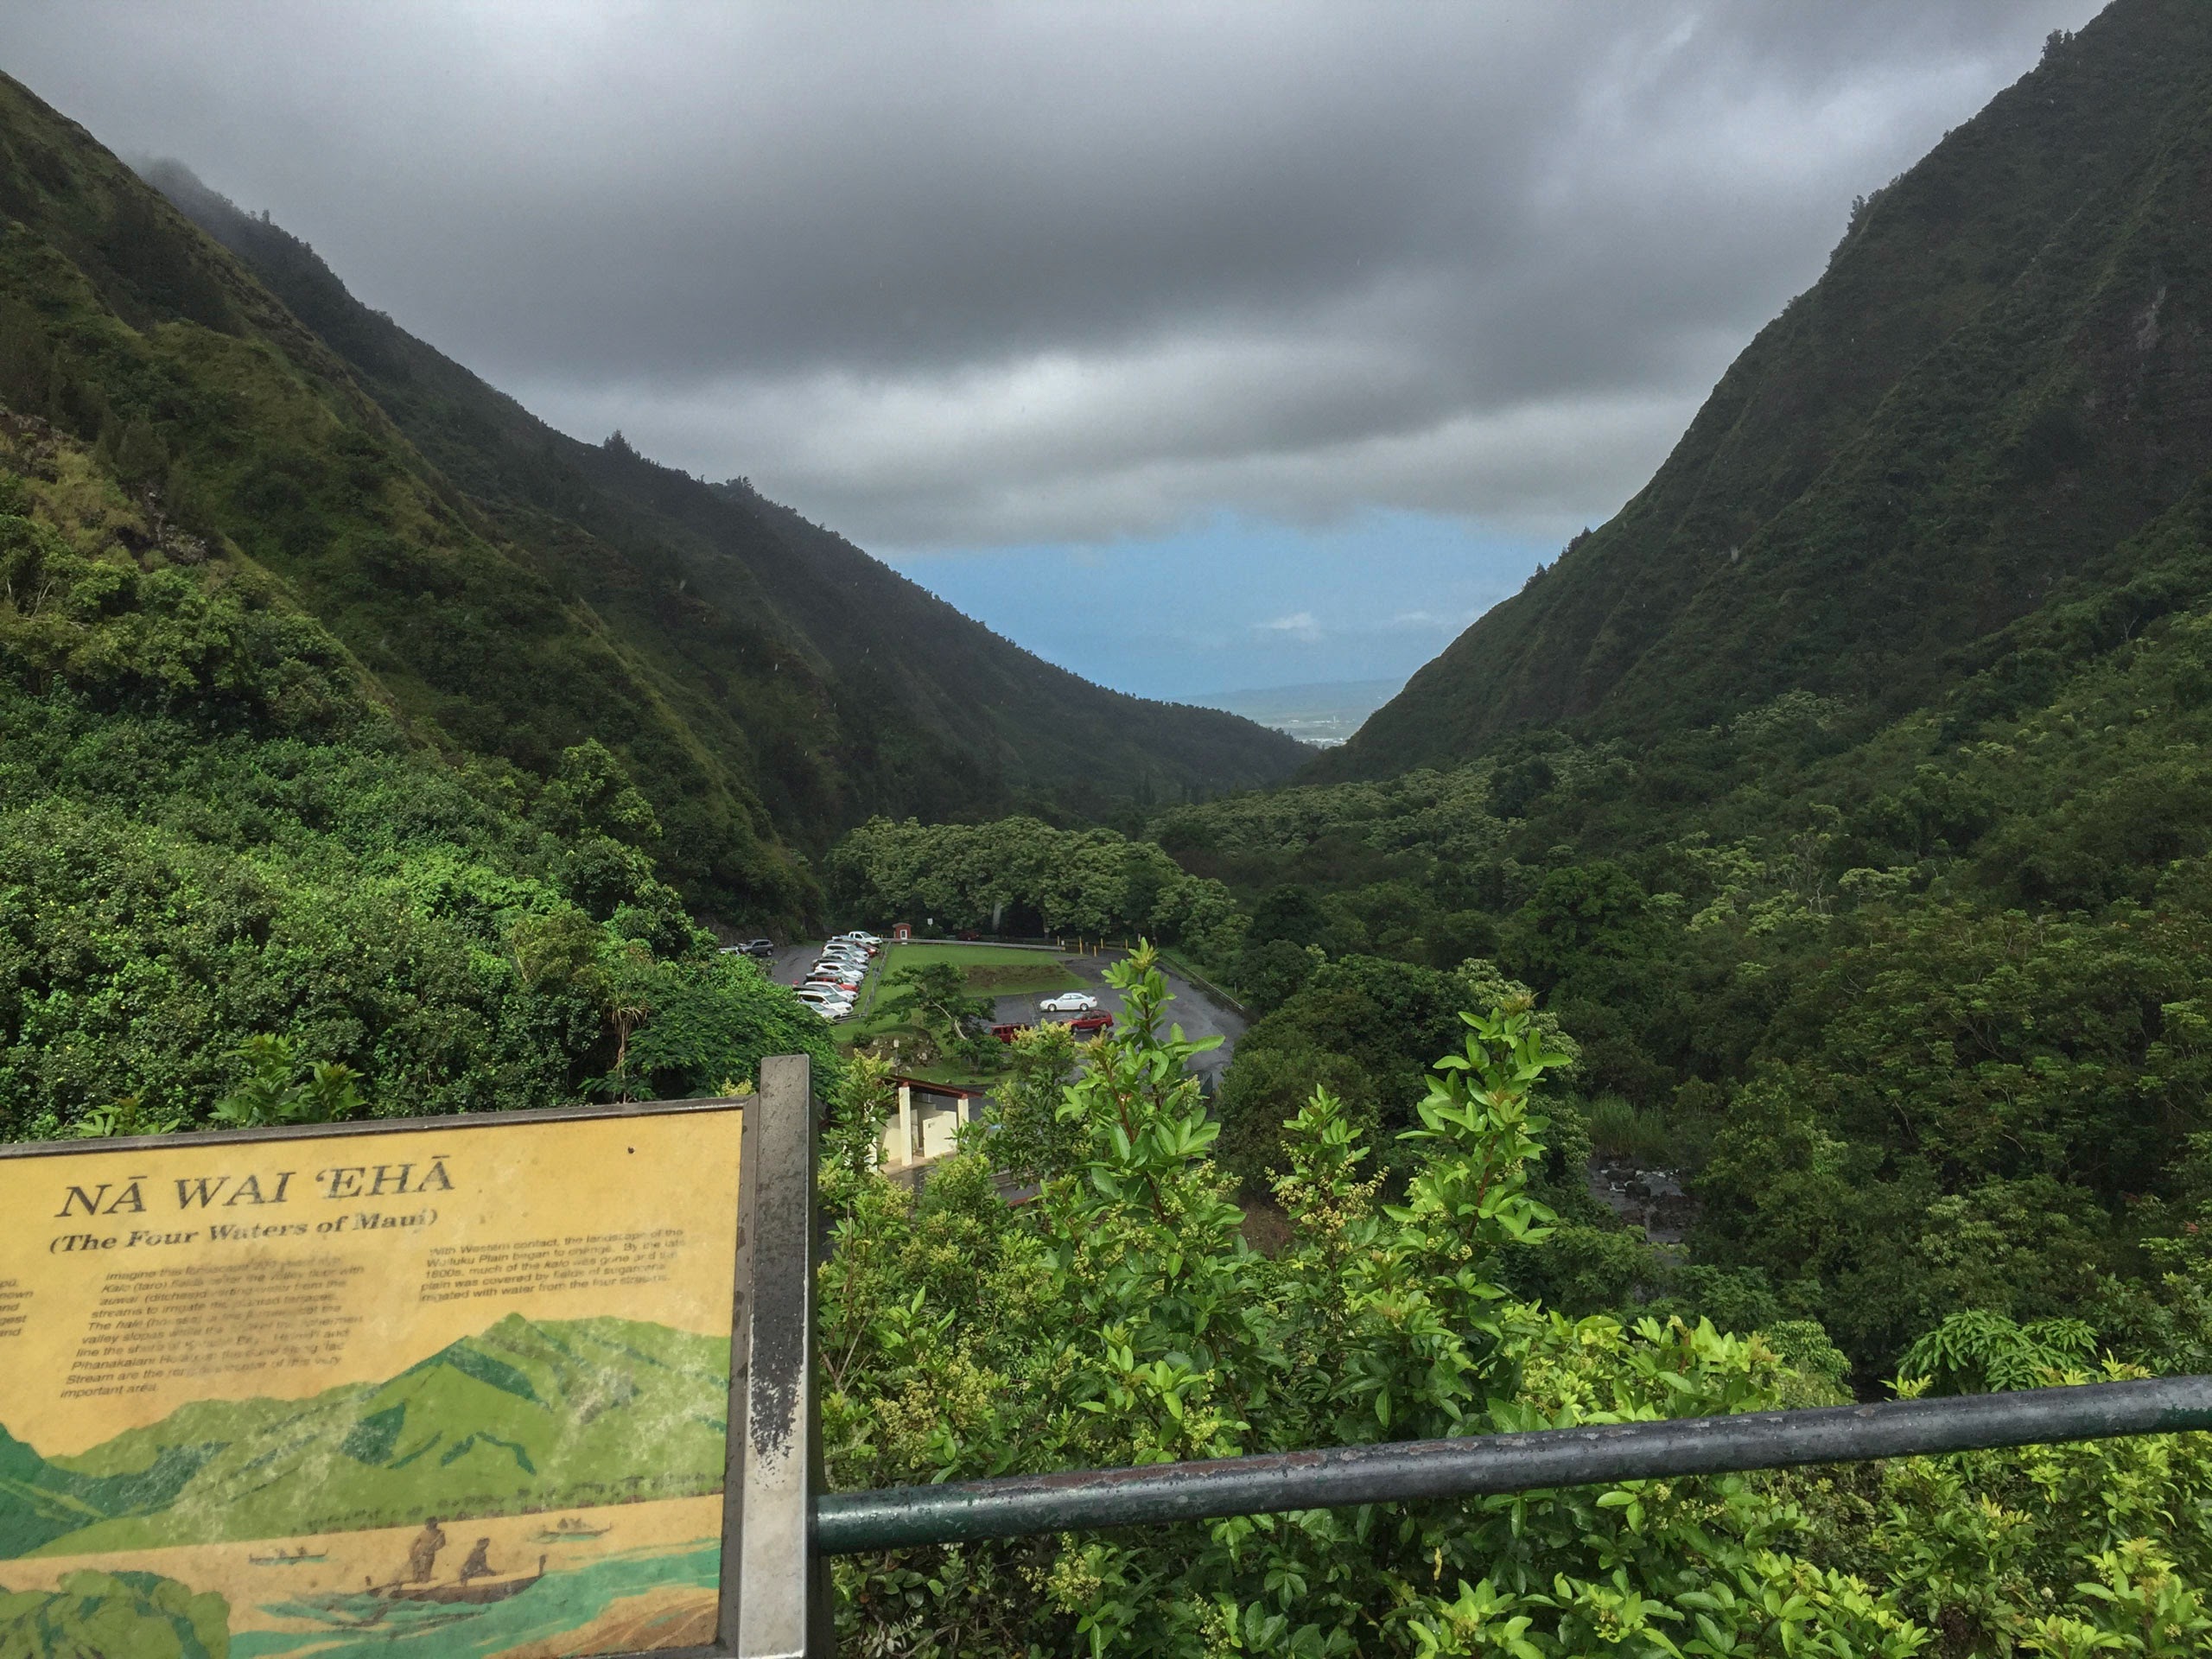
1192, 677, 1405, 747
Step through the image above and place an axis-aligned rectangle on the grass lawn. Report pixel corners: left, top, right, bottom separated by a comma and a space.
878, 942, 1085, 998
823, 944, 1073, 1086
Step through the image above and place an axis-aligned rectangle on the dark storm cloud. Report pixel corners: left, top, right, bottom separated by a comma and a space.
1, 1, 2106, 546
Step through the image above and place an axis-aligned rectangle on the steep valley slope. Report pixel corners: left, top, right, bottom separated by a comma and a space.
1322, 0, 2212, 781
0, 68, 1303, 926
137, 160, 1306, 842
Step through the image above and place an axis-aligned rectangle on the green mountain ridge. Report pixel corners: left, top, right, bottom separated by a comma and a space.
135, 156, 1306, 843
0, 1314, 728, 1558
1322, 0, 2212, 780
0, 69, 1301, 933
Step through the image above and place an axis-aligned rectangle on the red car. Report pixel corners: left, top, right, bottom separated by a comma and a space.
993, 1014, 1112, 1042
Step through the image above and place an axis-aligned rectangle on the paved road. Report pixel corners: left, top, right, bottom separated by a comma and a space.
1006, 950, 1243, 1093
768, 942, 830, 988
769, 940, 1244, 1090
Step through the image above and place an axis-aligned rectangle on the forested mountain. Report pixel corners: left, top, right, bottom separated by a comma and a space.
819, 0, 2212, 1400
0, 69, 1300, 931
19, 11, 2212, 1649
1323, 0, 2212, 780
136, 158, 1304, 836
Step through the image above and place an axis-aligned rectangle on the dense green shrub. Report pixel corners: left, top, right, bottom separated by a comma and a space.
819, 951, 2212, 1655
0, 416, 830, 1134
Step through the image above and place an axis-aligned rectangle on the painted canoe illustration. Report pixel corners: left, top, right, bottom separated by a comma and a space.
364, 1554, 548, 1605
249, 1546, 327, 1566
535, 1516, 613, 1541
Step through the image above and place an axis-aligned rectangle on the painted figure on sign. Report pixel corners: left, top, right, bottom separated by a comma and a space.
459, 1538, 496, 1584
405, 1518, 447, 1583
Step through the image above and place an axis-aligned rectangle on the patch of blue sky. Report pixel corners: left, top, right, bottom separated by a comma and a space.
880, 510, 1551, 703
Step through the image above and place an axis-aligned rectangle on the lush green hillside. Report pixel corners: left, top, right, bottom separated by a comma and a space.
1322, 0, 2212, 780
2, 1315, 726, 1556
0, 64, 1281, 1126
0, 407, 835, 1128
0, 73, 815, 923
138, 160, 1306, 836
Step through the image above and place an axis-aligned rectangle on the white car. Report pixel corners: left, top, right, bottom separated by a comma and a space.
793, 987, 852, 1010
1039, 991, 1099, 1014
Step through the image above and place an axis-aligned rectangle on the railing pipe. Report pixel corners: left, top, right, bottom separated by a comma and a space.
816, 1374, 2212, 1554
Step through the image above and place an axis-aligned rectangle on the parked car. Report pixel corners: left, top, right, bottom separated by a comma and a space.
1038, 991, 1100, 1014
794, 992, 851, 1013
743, 938, 774, 957
1065, 1012, 1115, 1035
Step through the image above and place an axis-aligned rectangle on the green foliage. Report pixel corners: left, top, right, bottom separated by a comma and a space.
830, 814, 1249, 961
1897, 1311, 2100, 1396
1130, 521, 2212, 1379
1216, 955, 1579, 1197
982, 1020, 1084, 1182
820, 960, 2212, 1654
210, 1033, 363, 1128
878, 959, 999, 1072
0, 415, 834, 1135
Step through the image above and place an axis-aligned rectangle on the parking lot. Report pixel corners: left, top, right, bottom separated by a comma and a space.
770, 939, 1244, 1089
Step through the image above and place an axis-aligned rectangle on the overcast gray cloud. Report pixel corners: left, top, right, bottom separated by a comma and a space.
1, 1, 2105, 550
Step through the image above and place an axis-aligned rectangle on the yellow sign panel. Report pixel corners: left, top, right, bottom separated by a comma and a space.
0, 1103, 741, 1658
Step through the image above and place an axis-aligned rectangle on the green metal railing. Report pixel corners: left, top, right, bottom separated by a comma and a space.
730, 1066, 2212, 1654
815, 1374, 2212, 1554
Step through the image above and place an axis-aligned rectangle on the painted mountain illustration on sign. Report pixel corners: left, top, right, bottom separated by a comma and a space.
0, 1315, 729, 1559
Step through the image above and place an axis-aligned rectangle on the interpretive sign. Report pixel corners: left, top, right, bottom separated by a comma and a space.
0, 1099, 746, 1659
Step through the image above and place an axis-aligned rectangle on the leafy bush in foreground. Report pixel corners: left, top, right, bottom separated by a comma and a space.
817, 950, 2212, 1656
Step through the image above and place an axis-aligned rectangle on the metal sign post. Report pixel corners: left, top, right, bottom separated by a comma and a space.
728, 1053, 833, 1656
